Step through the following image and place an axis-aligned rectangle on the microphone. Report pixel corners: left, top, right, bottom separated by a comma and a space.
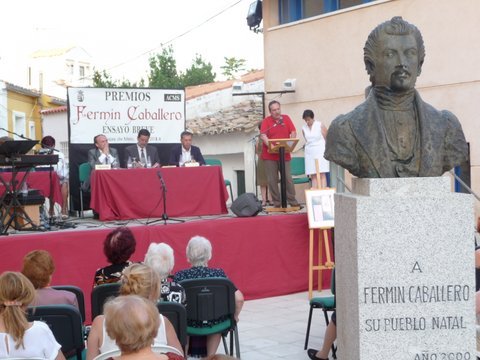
157, 170, 167, 191
278, 116, 285, 126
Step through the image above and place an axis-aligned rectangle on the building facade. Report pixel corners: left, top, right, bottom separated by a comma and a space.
0, 81, 64, 144
261, 0, 480, 209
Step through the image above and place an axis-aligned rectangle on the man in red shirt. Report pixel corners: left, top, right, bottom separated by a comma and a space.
260, 100, 300, 208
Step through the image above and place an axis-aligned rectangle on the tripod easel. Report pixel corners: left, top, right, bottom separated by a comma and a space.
307, 159, 335, 299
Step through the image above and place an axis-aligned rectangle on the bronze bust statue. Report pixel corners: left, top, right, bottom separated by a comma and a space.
324, 17, 468, 178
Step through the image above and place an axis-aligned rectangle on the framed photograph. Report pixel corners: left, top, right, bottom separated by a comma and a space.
305, 189, 335, 229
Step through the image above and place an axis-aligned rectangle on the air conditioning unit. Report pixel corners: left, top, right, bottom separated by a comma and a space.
283, 78, 296, 91
232, 82, 244, 93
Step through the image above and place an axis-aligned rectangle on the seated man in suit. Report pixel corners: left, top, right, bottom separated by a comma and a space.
124, 129, 160, 168
169, 131, 205, 166
88, 134, 120, 169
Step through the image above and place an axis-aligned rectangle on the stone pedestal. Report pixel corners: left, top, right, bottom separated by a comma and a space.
335, 177, 475, 360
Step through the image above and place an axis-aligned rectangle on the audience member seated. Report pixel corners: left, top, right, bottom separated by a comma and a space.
0, 271, 66, 359
124, 128, 161, 168
144, 243, 186, 305
169, 131, 205, 166
40, 136, 70, 219
86, 263, 183, 360
174, 236, 244, 358
88, 134, 120, 169
21, 249, 78, 309
94, 227, 136, 287
307, 311, 336, 360
104, 295, 184, 360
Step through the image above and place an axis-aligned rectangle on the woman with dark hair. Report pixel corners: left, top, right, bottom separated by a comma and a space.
93, 227, 137, 287
40, 135, 69, 219
302, 109, 329, 189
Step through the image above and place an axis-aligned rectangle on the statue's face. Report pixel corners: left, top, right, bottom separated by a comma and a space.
373, 33, 420, 91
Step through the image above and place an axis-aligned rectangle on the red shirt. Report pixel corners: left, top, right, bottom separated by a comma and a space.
260, 114, 296, 161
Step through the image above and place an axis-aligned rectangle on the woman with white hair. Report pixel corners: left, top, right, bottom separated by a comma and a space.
174, 236, 244, 359
104, 295, 184, 360
144, 243, 186, 305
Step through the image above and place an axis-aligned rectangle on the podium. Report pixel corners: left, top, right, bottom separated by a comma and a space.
266, 138, 300, 212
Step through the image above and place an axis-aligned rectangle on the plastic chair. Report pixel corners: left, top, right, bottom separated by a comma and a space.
27, 304, 85, 360
290, 157, 310, 185
179, 277, 240, 358
78, 162, 91, 217
91, 282, 121, 321
93, 344, 183, 360
304, 269, 336, 358
51, 285, 86, 323
156, 301, 188, 352
204, 158, 234, 200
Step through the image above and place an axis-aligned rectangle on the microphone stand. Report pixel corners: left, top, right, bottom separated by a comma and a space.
147, 170, 184, 225
0, 127, 32, 141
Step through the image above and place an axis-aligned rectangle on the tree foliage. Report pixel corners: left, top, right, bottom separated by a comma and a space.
220, 57, 246, 79
92, 47, 217, 89
92, 69, 144, 88
181, 54, 216, 87
148, 46, 182, 88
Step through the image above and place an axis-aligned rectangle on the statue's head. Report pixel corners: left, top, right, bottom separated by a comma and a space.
364, 17, 425, 92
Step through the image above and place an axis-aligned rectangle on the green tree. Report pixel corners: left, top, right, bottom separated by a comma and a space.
92, 69, 116, 87
221, 57, 246, 79
92, 69, 142, 88
181, 54, 216, 87
148, 46, 182, 89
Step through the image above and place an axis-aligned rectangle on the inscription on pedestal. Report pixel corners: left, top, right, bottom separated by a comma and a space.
335, 177, 475, 360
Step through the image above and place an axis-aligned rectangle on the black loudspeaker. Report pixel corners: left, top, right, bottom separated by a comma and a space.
231, 193, 263, 217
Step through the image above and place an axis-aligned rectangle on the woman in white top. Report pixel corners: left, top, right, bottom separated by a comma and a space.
86, 263, 183, 360
302, 109, 329, 188
0, 271, 65, 360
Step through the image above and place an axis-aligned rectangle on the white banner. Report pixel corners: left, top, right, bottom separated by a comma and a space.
67, 87, 185, 144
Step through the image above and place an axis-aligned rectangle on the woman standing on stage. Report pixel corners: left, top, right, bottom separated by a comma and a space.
302, 109, 329, 189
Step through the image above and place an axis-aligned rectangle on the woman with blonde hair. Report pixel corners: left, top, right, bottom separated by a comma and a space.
0, 271, 65, 359
86, 263, 183, 360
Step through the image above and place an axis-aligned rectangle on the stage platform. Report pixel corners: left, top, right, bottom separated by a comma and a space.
0, 210, 332, 322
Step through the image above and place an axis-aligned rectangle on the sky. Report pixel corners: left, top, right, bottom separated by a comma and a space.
0, 0, 264, 84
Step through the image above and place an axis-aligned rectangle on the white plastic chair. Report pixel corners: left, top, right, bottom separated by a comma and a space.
93, 344, 183, 360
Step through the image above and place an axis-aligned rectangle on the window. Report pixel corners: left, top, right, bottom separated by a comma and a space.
79, 65, 85, 78
279, 0, 373, 24
66, 62, 74, 75
28, 121, 35, 140
13, 112, 26, 140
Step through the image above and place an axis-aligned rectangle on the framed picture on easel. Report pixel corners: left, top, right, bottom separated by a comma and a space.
305, 189, 335, 228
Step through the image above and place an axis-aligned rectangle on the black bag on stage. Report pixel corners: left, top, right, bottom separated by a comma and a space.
231, 192, 263, 217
